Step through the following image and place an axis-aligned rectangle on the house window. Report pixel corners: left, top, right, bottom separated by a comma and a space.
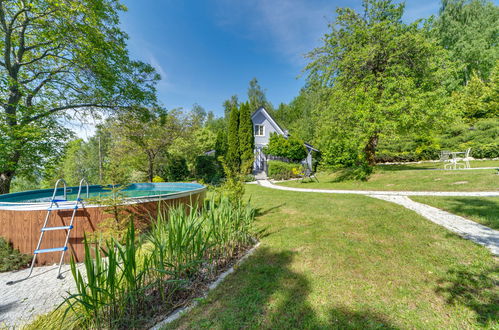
254, 124, 264, 136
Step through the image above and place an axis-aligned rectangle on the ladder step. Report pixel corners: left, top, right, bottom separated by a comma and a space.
34, 247, 67, 254
47, 206, 78, 211
41, 225, 73, 232
51, 199, 67, 202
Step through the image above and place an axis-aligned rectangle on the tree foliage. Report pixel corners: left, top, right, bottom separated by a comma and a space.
0, 0, 159, 193
264, 133, 307, 162
306, 0, 458, 167
431, 0, 499, 83
248, 78, 273, 112
226, 102, 240, 172
111, 108, 184, 182
238, 102, 254, 173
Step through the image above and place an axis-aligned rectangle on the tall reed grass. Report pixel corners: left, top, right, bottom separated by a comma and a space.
57, 195, 256, 329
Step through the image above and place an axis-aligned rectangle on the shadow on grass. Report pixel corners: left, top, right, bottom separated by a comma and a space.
436, 265, 498, 326
433, 197, 499, 230
255, 203, 286, 217
169, 247, 397, 329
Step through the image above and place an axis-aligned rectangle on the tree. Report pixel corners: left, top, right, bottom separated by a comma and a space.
273, 87, 319, 143
112, 109, 184, 182
238, 102, 254, 173
214, 129, 228, 158
247, 78, 272, 112
432, 0, 499, 83
0, 0, 159, 193
226, 103, 240, 172
306, 0, 458, 166
223, 95, 238, 122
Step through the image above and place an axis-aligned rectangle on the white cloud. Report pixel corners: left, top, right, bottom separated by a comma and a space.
213, 0, 341, 66
146, 52, 168, 82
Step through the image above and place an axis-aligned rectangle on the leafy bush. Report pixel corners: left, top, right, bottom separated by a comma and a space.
194, 155, 222, 183
158, 155, 190, 181
376, 118, 499, 162
267, 160, 302, 180
264, 133, 307, 161
0, 237, 32, 272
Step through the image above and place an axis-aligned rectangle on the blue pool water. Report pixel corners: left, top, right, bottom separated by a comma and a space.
0, 182, 205, 206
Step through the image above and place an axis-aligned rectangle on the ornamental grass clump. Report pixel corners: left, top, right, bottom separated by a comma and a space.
57, 195, 257, 329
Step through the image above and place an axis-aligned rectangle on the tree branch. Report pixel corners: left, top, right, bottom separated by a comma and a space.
22, 103, 125, 124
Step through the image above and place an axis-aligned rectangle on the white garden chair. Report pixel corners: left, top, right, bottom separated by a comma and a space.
440, 150, 454, 170
453, 148, 472, 169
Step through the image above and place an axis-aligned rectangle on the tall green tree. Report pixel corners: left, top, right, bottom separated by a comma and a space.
238, 102, 254, 173
214, 129, 228, 158
112, 109, 184, 182
0, 0, 159, 193
306, 0, 458, 166
223, 95, 238, 122
432, 0, 499, 83
226, 103, 240, 172
247, 78, 272, 112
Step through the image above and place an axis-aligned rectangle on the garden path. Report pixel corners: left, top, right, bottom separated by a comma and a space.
257, 180, 499, 256
0, 264, 79, 327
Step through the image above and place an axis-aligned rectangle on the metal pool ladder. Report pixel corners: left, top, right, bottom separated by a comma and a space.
7, 179, 89, 284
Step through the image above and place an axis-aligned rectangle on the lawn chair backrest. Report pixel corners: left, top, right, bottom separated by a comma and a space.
440, 150, 451, 161
465, 147, 471, 158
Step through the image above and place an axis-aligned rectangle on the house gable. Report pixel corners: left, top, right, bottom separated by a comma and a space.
251, 107, 287, 147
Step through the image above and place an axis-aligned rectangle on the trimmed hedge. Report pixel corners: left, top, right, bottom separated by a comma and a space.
268, 160, 302, 180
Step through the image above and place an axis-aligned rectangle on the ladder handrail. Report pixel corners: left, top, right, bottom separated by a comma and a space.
51, 178, 68, 202
55, 178, 89, 278
76, 178, 90, 200
7, 178, 90, 285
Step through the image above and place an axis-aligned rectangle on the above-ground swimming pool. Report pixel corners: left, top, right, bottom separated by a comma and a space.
0, 182, 206, 265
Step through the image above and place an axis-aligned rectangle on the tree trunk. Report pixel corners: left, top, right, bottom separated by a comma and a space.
147, 154, 154, 182
364, 134, 379, 166
0, 172, 14, 194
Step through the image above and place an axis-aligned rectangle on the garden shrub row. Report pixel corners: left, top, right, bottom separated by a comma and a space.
267, 160, 302, 180
376, 118, 499, 163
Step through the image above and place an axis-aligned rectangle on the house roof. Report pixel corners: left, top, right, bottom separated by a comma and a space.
251, 106, 319, 152
251, 107, 288, 137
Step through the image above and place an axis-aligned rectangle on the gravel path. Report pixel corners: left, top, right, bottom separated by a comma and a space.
0, 264, 81, 328
371, 195, 499, 255
257, 180, 499, 256
257, 179, 499, 197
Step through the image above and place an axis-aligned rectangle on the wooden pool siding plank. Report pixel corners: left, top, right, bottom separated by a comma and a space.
0, 191, 205, 265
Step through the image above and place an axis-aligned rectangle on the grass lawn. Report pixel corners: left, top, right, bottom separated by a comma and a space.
167, 185, 498, 329
411, 196, 499, 230
277, 161, 499, 192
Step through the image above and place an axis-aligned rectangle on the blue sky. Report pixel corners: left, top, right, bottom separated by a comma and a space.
73, 0, 442, 138
120, 0, 443, 116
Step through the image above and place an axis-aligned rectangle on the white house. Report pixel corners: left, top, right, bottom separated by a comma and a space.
252, 107, 318, 176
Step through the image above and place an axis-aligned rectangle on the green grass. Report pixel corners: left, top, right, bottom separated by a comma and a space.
278, 161, 499, 192
167, 185, 498, 329
411, 196, 499, 230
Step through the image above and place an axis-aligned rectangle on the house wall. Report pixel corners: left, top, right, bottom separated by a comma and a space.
252, 111, 281, 147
